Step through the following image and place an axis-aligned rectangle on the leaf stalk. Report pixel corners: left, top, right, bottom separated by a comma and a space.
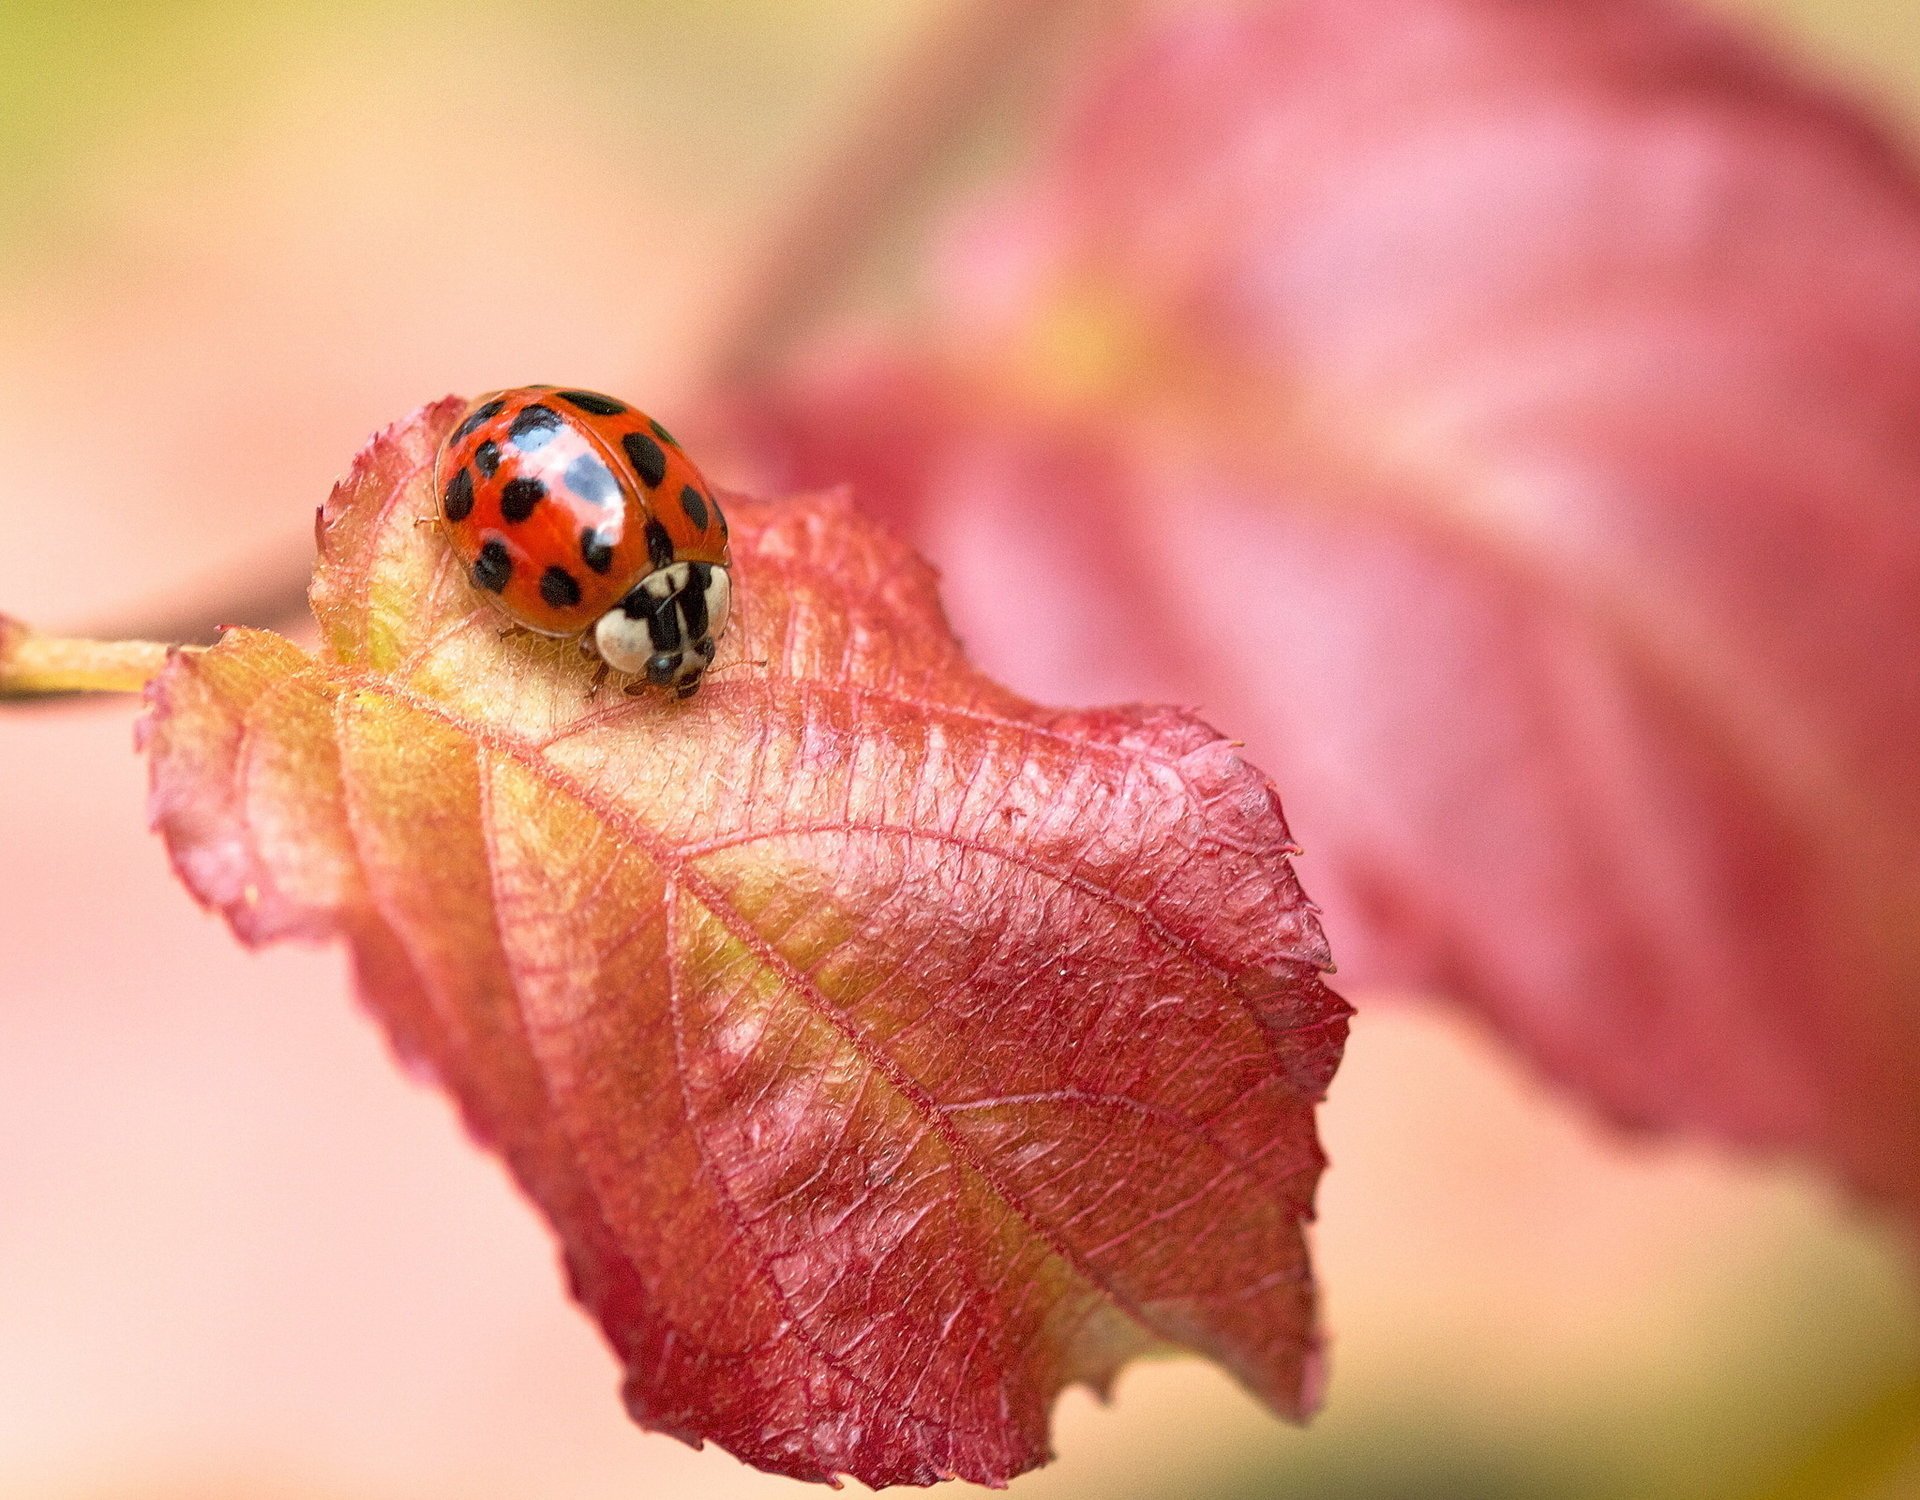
0, 617, 189, 698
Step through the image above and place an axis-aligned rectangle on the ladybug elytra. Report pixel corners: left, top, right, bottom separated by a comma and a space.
434, 386, 732, 698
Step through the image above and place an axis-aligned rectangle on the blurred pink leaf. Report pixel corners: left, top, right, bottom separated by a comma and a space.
732, 0, 1920, 1217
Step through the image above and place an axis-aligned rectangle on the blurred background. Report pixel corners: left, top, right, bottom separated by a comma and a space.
2, 2, 1918, 1497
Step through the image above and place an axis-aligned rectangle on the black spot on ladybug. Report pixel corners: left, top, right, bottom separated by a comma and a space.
580, 527, 615, 574
474, 439, 501, 478
472, 539, 512, 592
500, 476, 546, 523
509, 403, 562, 451
452, 397, 505, 444
540, 566, 582, 609
679, 485, 709, 530
649, 417, 677, 448
557, 389, 626, 416
565, 451, 618, 506
623, 431, 668, 489
443, 467, 474, 522
644, 517, 675, 570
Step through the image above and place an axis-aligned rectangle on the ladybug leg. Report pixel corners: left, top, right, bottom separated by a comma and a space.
497, 623, 534, 642
584, 659, 611, 699
677, 637, 718, 699
675, 649, 716, 699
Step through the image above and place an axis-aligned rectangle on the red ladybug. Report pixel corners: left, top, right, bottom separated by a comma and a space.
434, 386, 732, 697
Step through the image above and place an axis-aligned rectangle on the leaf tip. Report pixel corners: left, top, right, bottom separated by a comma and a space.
1293, 1342, 1330, 1423
315, 394, 465, 561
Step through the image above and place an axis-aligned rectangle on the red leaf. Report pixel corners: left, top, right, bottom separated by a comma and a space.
732, 0, 1920, 1217
139, 401, 1348, 1487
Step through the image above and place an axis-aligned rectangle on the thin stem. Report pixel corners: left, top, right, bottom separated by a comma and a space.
0, 618, 189, 698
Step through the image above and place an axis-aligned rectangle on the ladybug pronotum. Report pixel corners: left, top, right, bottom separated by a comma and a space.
434, 386, 732, 698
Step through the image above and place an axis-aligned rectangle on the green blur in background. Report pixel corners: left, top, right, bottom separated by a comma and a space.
0, 3, 1916, 1499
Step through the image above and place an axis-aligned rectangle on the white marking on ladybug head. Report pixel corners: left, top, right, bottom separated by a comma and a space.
703, 565, 732, 641
592, 607, 655, 676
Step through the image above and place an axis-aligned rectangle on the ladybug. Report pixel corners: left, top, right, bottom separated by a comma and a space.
434, 386, 732, 698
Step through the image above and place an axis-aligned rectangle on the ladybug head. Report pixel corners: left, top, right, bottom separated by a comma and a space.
591, 562, 732, 695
